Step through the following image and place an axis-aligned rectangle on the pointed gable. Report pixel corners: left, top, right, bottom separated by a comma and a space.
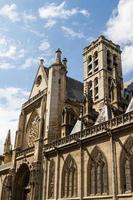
29, 60, 48, 99
95, 103, 114, 125
126, 97, 133, 113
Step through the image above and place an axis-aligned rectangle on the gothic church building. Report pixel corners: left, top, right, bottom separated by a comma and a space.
0, 35, 133, 200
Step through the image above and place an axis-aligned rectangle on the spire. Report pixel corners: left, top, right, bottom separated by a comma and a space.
4, 129, 12, 154
55, 48, 62, 64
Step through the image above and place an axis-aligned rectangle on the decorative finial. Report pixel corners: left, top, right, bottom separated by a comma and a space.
55, 48, 62, 63
40, 59, 44, 65
4, 129, 12, 153
62, 57, 67, 67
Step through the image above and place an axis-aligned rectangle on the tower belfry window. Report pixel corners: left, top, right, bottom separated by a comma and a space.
88, 55, 93, 75
113, 54, 117, 66
94, 51, 99, 72
94, 77, 98, 100
88, 55, 92, 63
107, 50, 112, 71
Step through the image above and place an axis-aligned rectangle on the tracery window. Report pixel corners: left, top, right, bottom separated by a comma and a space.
62, 155, 78, 198
26, 111, 40, 147
48, 160, 55, 199
88, 147, 108, 195
120, 137, 133, 193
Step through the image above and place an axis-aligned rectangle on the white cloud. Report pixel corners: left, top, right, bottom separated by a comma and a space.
23, 26, 45, 37
0, 87, 29, 154
44, 19, 56, 28
0, 4, 36, 24
20, 57, 37, 69
79, 9, 90, 17
61, 26, 84, 39
0, 4, 19, 22
105, 0, 133, 45
105, 0, 133, 75
122, 45, 133, 74
0, 44, 25, 60
0, 35, 25, 60
39, 40, 51, 51
0, 62, 14, 70
22, 11, 36, 23
39, 2, 89, 24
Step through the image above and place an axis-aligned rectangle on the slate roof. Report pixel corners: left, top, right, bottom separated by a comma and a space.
66, 77, 84, 102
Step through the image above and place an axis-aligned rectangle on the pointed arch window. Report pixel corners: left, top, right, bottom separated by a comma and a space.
94, 77, 99, 100
1, 176, 11, 200
88, 147, 108, 195
62, 155, 78, 198
120, 137, 133, 193
48, 160, 55, 199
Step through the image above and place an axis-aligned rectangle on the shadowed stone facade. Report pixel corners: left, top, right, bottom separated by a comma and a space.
0, 36, 133, 200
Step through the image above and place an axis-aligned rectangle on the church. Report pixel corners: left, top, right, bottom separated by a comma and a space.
0, 35, 133, 200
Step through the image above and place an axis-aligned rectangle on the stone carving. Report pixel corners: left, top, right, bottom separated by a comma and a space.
27, 113, 40, 147
48, 160, 55, 198
30, 162, 42, 200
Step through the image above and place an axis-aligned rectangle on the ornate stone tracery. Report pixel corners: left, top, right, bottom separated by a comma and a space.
62, 154, 78, 198
120, 137, 133, 193
48, 160, 55, 198
27, 111, 40, 147
88, 147, 108, 195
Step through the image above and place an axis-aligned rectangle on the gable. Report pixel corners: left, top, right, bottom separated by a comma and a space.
29, 64, 48, 99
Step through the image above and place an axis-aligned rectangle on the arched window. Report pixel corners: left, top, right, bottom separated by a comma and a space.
88, 80, 92, 97
120, 137, 133, 193
88, 147, 108, 195
88, 55, 92, 63
1, 176, 11, 200
94, 51, 99, 72
88, 55, 93, 75
48, 160, 55, 198
94, 77, 98, 86
107, 50, 112, 71
113, 54, 117, 66
13, 164, 30, 200
62, 109, 65, 124
62, 154, 78, 198
94, 51, 98, 60
94, 77, 98, 100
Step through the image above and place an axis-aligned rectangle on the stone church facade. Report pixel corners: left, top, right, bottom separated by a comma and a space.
0, 35, 133, 200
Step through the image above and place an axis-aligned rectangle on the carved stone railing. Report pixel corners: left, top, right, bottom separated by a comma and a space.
44, 111, 133, 152
22, 89, 47, 109
0, 162, 12, 172
16, 146, 35, 157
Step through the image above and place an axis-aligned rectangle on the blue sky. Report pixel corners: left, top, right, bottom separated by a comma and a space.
0, 0, 133, 153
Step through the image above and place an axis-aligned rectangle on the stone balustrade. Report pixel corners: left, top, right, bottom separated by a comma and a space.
16, 146, 34, 157
22, 89, 47, 109
44, 110, 133, 152
0, 162, 12, 172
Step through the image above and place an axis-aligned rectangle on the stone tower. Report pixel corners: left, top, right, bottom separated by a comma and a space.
45, 48, 67, 142
83, 35, 123, 112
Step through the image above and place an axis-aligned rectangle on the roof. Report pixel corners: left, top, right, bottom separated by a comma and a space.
66, 77, 83, 102
124, 79, 133, 89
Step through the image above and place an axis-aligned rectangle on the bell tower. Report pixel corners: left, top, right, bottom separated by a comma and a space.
83, 35, 123, 113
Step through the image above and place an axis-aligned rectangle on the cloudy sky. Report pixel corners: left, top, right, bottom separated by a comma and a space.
0, 0, 133, 153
